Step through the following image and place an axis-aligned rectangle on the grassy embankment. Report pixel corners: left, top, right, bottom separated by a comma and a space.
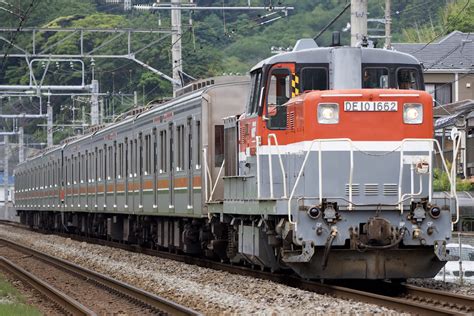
0, 273, 42, 316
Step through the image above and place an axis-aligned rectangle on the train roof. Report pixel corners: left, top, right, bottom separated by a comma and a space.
250, 39, 421, 72
16, 76, 249, 169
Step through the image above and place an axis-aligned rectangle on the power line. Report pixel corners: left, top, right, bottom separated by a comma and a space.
411, 0, 470, 54
313, 2, 350, 41
0, 0, 40, 73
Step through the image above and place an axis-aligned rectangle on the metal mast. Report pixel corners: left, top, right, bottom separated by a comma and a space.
350, 0, 368, 47
171, 0, 182, 96
384, 0, 392, 49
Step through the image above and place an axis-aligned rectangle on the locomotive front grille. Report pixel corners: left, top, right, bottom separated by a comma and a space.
364, 184, 379, 196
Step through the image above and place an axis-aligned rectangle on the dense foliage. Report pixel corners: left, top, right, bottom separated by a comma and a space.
0, 0, 472, 144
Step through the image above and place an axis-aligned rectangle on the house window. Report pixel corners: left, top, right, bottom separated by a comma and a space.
425, 83, 452, 106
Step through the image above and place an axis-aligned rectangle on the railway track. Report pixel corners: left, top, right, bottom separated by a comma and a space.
1, 221, 473, 315
0, 256, 95, 316
0, 235, 200, 316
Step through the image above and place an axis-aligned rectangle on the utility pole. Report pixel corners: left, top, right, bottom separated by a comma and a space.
171, 0, 183, 96
18, 126, 24, 163
90, 79, 99, 126
351, 0, 368, 47
384, 0, 392, 49
47, 98, 53, 147
3, 135, 8, 219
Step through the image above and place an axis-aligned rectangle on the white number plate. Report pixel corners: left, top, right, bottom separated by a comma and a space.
344, 101, 398, 112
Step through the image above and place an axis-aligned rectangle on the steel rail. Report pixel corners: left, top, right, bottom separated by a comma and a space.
0, 237, 200, 316
0, 256, 95, 316
0, 221, 472, 315
401, 283, 474, 313
34, 231, 470, 315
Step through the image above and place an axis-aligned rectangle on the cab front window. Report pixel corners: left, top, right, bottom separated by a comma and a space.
397, 68, 421, 90
362, 67, 389, 88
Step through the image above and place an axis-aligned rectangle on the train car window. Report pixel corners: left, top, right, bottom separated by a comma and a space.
177, 125, 185, 171
113, 143, 117, 180
397, 68, 420, 90
145, 134, 151, 175
71, 157, 74, 185
124, 140, 129, 179
196, 121, 201, 169
362, 68, 389, 88
77, 156, 80, 184
169, 123, 174, 174
139, 134, 143, 176
85, 152, 88, 185
134, 138, 138, 177
118, 143, 123, 179
187, 118, 193, 170
129, 140, 133, 177
266, 68, 291, 130
301, 68, 328, 91
94, 149, 98, 182
58, 159, 61, 186
215, 125, 224, 167
78, 156, 81, 184
160, 130, 167, 173
104, 145, 108, 181
247, 70, 263, 114
153, 129, 157, 175
108, 146, 113, 180
99, 149, 103, 181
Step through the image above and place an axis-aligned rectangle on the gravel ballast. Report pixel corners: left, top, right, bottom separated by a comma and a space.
0, 224, 462, 314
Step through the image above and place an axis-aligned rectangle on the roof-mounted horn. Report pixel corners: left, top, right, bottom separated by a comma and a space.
292, 38, 318, 52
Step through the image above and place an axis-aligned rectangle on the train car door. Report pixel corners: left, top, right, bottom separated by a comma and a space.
187, 117, 193, 211
124, 138, 129, 210
168, 122, 175, 211
153, 129, 158, 211
138, 133, 144, 212
94, 147, 98, 209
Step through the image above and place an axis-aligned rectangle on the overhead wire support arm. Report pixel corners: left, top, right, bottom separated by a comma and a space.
134, 5, 294, 11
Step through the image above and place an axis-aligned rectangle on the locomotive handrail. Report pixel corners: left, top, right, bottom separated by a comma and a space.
397, 137, 461, 226
287, 138, 354, 230
202, 147, 213, 204
209, 159, 225, 201
256, 136, 261, 199
267, 134, 287, 199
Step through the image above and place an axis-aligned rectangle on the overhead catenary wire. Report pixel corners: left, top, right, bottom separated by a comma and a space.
0, 0, 40, 73
410, 0, 470, 54
313, 2, 351, 41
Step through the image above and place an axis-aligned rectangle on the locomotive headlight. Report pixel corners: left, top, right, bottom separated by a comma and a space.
318, 103, 339, 124
403, 103, 423, 124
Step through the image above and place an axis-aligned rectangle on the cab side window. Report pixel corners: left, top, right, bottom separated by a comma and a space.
266, 68, 291, 130
397, 68, 420, 90
247, 70, 263, 114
